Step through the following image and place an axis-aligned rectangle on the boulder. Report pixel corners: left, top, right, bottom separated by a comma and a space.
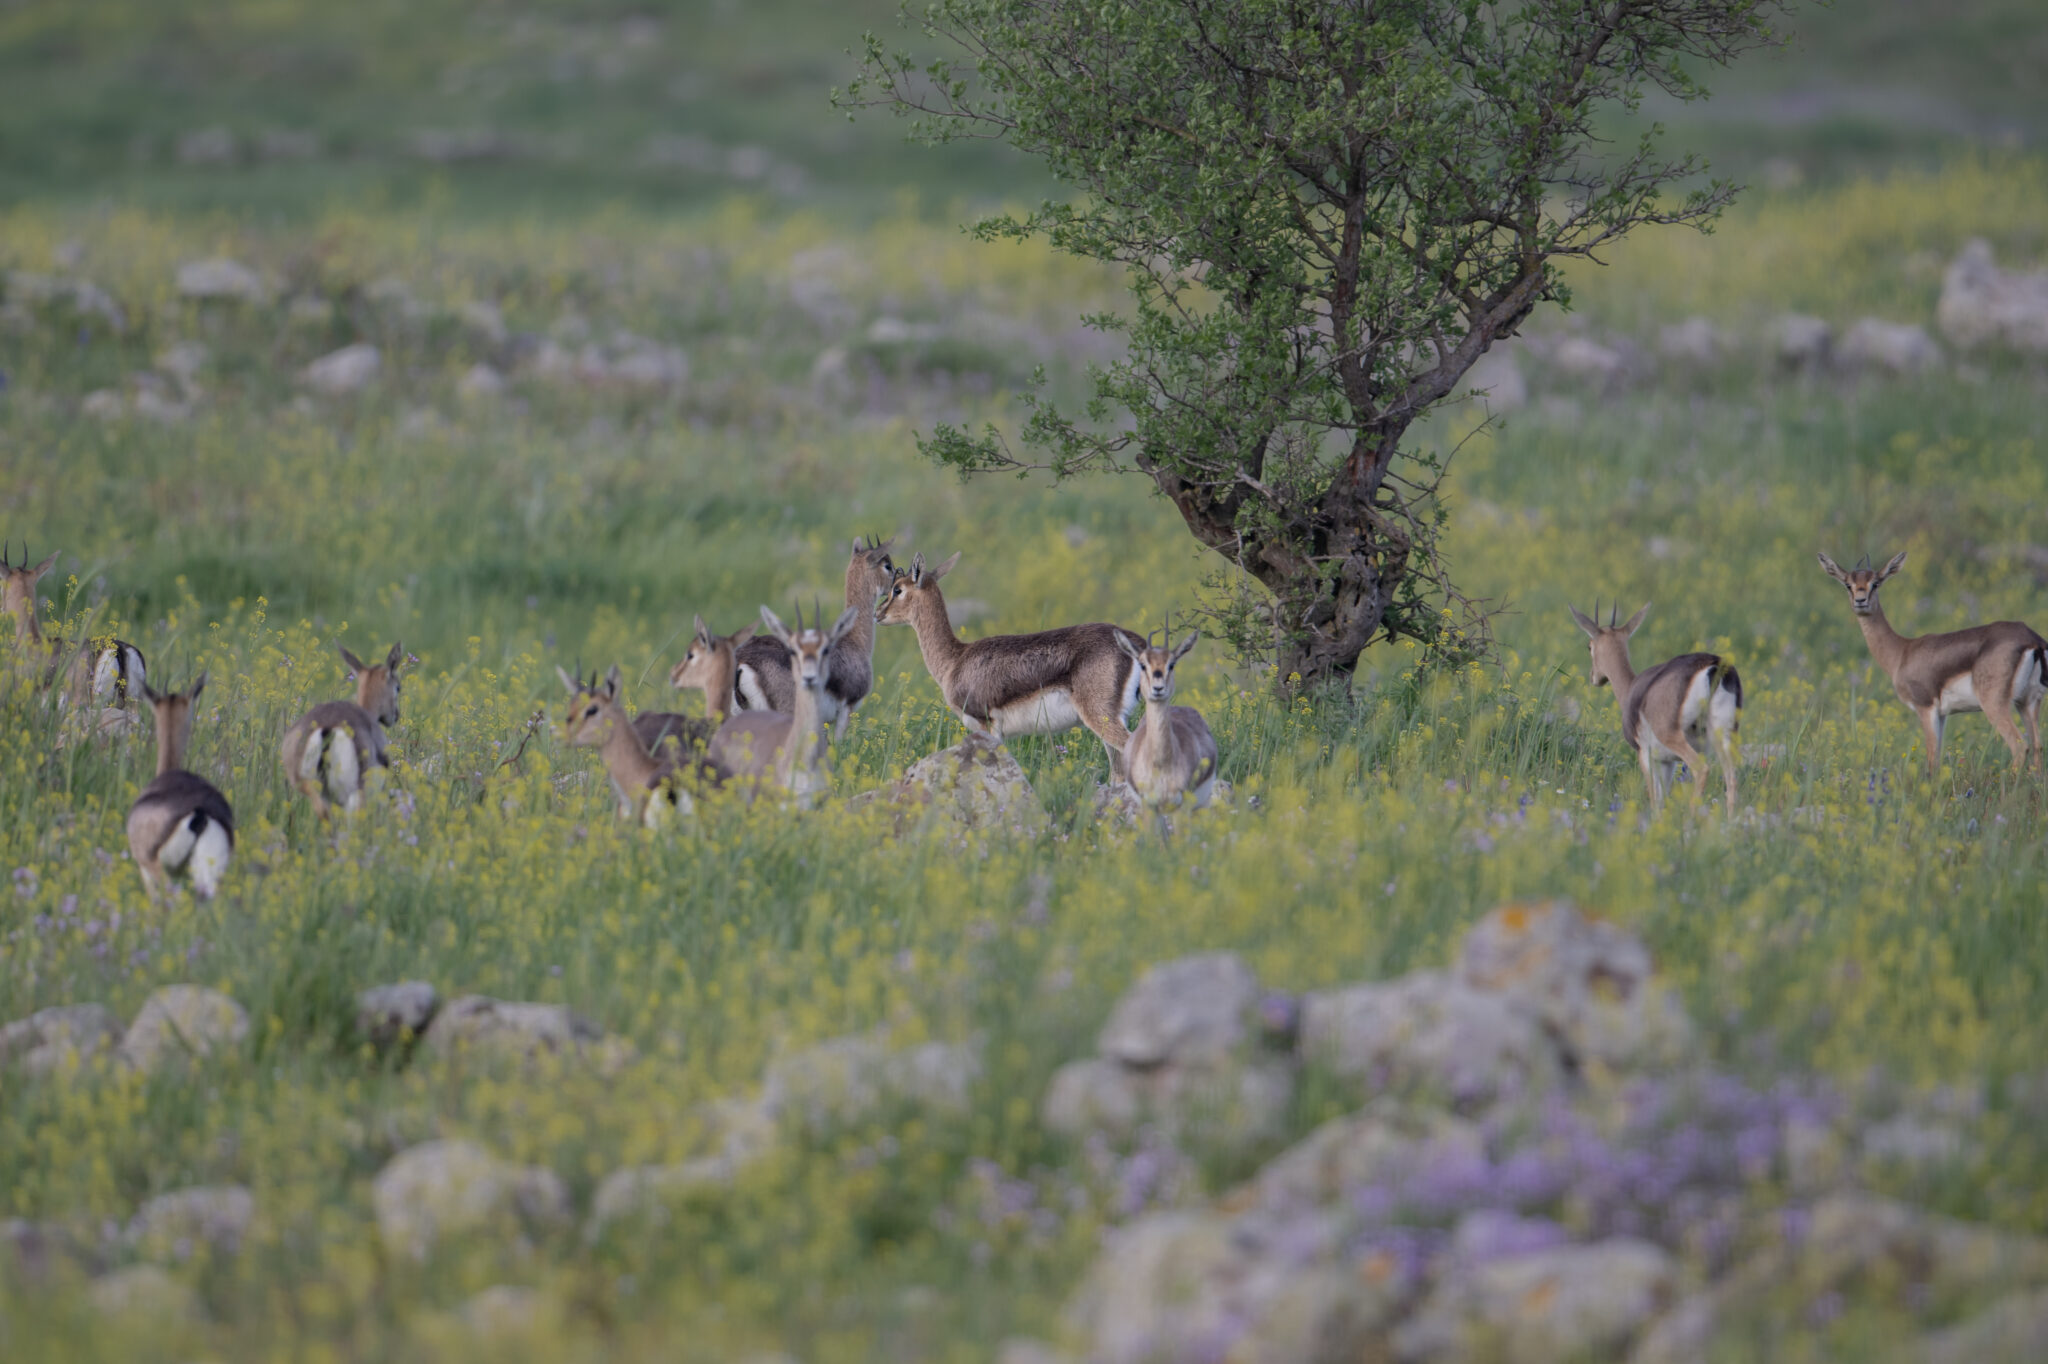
301, 343, 382, 395
1657, 317, 1723, 366
176, 127, 237, 165
457, 300, 508, 346
1772, 314, 1832, 369
156, 340, 208, 386
587, 1157, 738, 1238
0, 1003, 123, 1074
421, 995, 602, 1060
81, 389, 126, 420
176, 257, 266, 303
120, 986, 249, 1072
3, 271, 127, 331
1299, 970, 1559, 1111
1838, 318, 1940, 374
1098, 953, 1262, 1068
1548, 335, 1626, 383
127, 1184, 255, 1260
1247, 1104, 1487, 1213
1042, 1051, 1296, 1153
760, 1030, 981, 1133
1937, 239, 2048, 353
460, 1283, 546, 1337
370, 1139, 571, 1261
854, 736, 1050, 838
457, 362, 507, 400
1062, 1211, 1238, 1364
1393, 1238, 1677, 1363
89, 1264, 202, 1322
1456, 900, 1695, 1074
1919, 1288, 2048, 1364
354, 980, 440, 1047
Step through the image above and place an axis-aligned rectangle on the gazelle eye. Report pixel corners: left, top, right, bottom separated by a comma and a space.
584, 705, 598, 718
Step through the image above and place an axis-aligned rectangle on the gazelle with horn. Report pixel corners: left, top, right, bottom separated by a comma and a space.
1818, 551, 2046, 775
278, 642, 404, 819
731, 535, 897, 739
709, 603, 860, 806
1569, 600, 1742, 816
128, 672, 234, 899
875, 551, 1146, 779
636, 614, 756, 758
557, 664, 709, 826
1117, 620, 1219, 813
1, 540, 147, 722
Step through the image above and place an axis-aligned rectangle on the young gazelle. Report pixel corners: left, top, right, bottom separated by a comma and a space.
279, 642, 404, 819
1818, 551, 2046, 775
875, 551, 1146, 779
1, 541, 147, 718
128, 673, 234, 899
557, 665, 706, 826
1116, 623, 1219, 814
709, 604, 859, 806
1570, 602, 1742, 816
731, 535, 896, 739
632, 616, 756, 759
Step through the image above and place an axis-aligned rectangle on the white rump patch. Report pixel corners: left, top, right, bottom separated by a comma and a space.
2013, 652, 2046, 706
1677, 668, 1715, 736
91, 648, 122, 699
735, 664, 771, 713
158, 815, 199, 873
1118, 664, 1144, 725
990, 687, 1083, 738
187, 819, 232, 897
1708, 675, 1740, 737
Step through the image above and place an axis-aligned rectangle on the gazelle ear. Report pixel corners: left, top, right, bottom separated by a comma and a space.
187, 671, 208, 702
1568, 605, 1599, 637
1877, 550, 1907, 583
1816, 552, 1848, 583
555, 665, 580, 695
1169, 630, 1200, 665
386, 641, 404, 671
693, 613, 711, 644
727, 624, 755, 648
30, 551, 59, 581
141, 680, 163, 705
828, 605, 862, 644
907, 551, 927, 585
930, 551, 962, 582
1115, 631, 1144, 662
603, 664, 623, 699
759, 604, 792, 646
339, 645, 367, 675
1622, 604, 1651, 637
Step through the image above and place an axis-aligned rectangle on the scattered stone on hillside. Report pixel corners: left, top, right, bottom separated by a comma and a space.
130, 384, 191, 424
1100, 953, 1263, 1067
1299, 971, 1558, 1112
760, 1029, 981, 1133
156, 340, 208, 387
81, 389, 126, 420
851, 735, 1050, 838
1547, 335, 1626, 383
176, 257, 266, 303
1838, 317, 1940, 374
1860, 1112, 1972, 1172
127, 1185, 255, 1260
120, 985, 249, 1072
355, 981, 440, 1047
176, 126, 237, 165
0, 1003, 123, 1074
457, 300, 508, 346
1656, 317, 1724, 366
370, 1139, 571, 1261
301, 342, 382, 395
1463, 346, 1527, 412
410, 128, 515, 163
89, 1264, 202, 1322
460, 1284, 546, 1337
1938, 239, 2048, 353
420, 995, 606, 1061
587, 1157, 740, 1238
1245, 1103, 1487, 1214
1392, 1237, 1677, 1363
257, 128, 322, 161
457, 363, 507, 400
286, 294, 334, 327
4, 271, 128, 331
521, 332, 689, 391
1772, 314, 1832, 369
1919, 1287, 2048, 1364
1456, 900, 1694, 1075
363, 276, 429, 323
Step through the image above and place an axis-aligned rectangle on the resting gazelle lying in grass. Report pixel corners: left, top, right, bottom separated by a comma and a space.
279, 642, 403, 819
129, 673, 234, 899
2, 541, 147, 731
731, 535, 896, 740
1570, 602, 1741, 817
709, 604, 859, 806
1116, 622, 1218, 815
558, 664, 713, 827
1818, 551, 2045, 776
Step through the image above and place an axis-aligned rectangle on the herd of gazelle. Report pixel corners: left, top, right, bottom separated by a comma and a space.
6, 536, 2046, 900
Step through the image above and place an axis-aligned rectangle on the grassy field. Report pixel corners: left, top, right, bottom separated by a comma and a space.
3, 149, 2047, 1358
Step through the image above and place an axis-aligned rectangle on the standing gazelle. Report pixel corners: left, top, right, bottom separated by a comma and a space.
709, 604, 859, 806
731, 535, 897, 739
2, 541, 147, 721
638, 615, 756, 758
875, 551, 1146, 779
1570, 602, 1742, 816
1116, 623, 1219, 814
558, 665, 707, 827
1818, 551, 2046, 775
128, 673, 234, 899
279, 642, 404, 819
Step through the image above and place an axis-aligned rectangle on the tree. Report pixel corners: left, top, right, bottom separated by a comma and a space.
842, 0, 1790, 691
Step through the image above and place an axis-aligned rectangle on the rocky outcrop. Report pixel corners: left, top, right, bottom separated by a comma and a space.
301, 343, 382, 395
761, 1029, 982, 1133
120, 986, 249, 1072
1938, 239, 2048, 353
1838, 318, 1940, 374
421, 995, 605, 1061
355, 980, 440, 1047
370, 1139, 571, 1261
176, 257, 266, 303
128, 1185, 255, 1260
854, 736, 1050, 838
0, 1003, 123, 1074
1300, 972, 1558, 1112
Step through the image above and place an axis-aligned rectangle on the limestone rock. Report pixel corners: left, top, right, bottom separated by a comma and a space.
854, 736, 1049, 838
1249, 1104, 1487, 1213
355, 981, 440, 1047
1062, 1211, 1237, 1364
81, 388, 126, 420
4, 271, 127, 331
176, 257, 266, 303
1393, 1238, 1677, 1363
761, 1030, 981, 1132
1798, 1192, 2048, 1293
1456, 900, 1694, 1073
0, 1003, 123, 1074
457, 362, 507, 400
1549, 335, 1626, 383
120, 986, 249, 1072
301, 342, 382, 395
1773, 314, 1832, 369
1299, 970, 1559, 1111
1937, 239, 2048, 353
422, 995, 603, 1060
1042, 1051, 1295, 1153
370, 1139, 571, 1261
1099, 953, 1261, 1068
460, 1283, 546, 1337
1657, 317, 1724, 366
1919, 1287, 2048, 1364
587, 1157, 738, 1238
127, 1185, 255, 1260
457, 300, 508, 346
1838, 318, 1940, 374
89, 1264, 202, 1322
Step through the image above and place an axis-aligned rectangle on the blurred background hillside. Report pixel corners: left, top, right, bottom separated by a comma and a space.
2, 0, 2041, 217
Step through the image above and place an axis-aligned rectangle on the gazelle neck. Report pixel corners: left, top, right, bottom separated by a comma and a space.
838, 579, 878, 666
5, 598, 44, 648
153, 718, 185, 777
1131, 696, 1179, 770
600, 705, 663, 790
1853, 598, 1910, 678
703, 656, 735, 723
905, 586, 967, 687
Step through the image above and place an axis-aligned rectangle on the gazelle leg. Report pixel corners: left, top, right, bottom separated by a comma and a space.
1080, 712, 1132, 783
1714, 724, 1739, 814
2024, 692, 2042, 773
1982, 697, 2029, 775
1918, 708, 1945, 777
1639, 746, 1663, 816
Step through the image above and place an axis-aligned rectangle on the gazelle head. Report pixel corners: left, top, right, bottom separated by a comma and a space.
1117, 620, 1200, 705
670, 615, 753, 694
1568, 600, 1650, 688
557, 664, 626, 749
1817, 550, 1905, 617
761, 603, 861, 691
846, 533, 897, 611
1, 541, 60, 640
340, 641, 405, 727
875, 550, 961, 626
141, 671, 207, 763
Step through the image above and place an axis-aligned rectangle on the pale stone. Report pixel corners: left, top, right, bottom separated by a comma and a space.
760, 1030, 981, 1132
1919, 1287, 2048, 1364
1464, 346, 1527, 411
1773, 314, 1832, 368
456, 300, 507, 345
301, 343, 382, 395
120, 986, 249, 1072
1394, 1238, 1677, 1364
81, 388, 125, 420
1250, 1104, 1487, 1212
176, 127, 237, 165
370, 1139, 571, 1261
1838, 317, 1940, 374
853, 736, 1050, 838
1299, 970, 1559, 1110
0, 1003, 123, 1074
156, 340, 208, 383
1040, 1057, 1145, 1139
1098, 953, 1261, 1068
994, 1338, 1074, 1364
1549, 335, 1625, 382
1657, 317, 1723, 365
421, 995, 602, 1059
176, 257, 265, 303
354, 981, 439, 1047
587, 1157, 737, 1238
89, 1264, 201, 1322
1062, 1211, 1236, 1364
460, 1284, 545, 1336
1938, 239, 2048, 352
128, 1185, 255, 1259
456, 364, 505, 401
1861, 1113, 1972, 1171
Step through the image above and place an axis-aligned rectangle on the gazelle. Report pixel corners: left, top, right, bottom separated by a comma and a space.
874, 551, 1146, 779
709, 604, 859, 806
1116, 623, 1219, 813
1570, 602, 1742, 816
557, 665, 706, 827
128, 672, 234, 899
1818, 551, 2046, 775
732, 535, 896, 739
279, 642, 404, 819
2, 541, 147, 720
634, 615, 756, 759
